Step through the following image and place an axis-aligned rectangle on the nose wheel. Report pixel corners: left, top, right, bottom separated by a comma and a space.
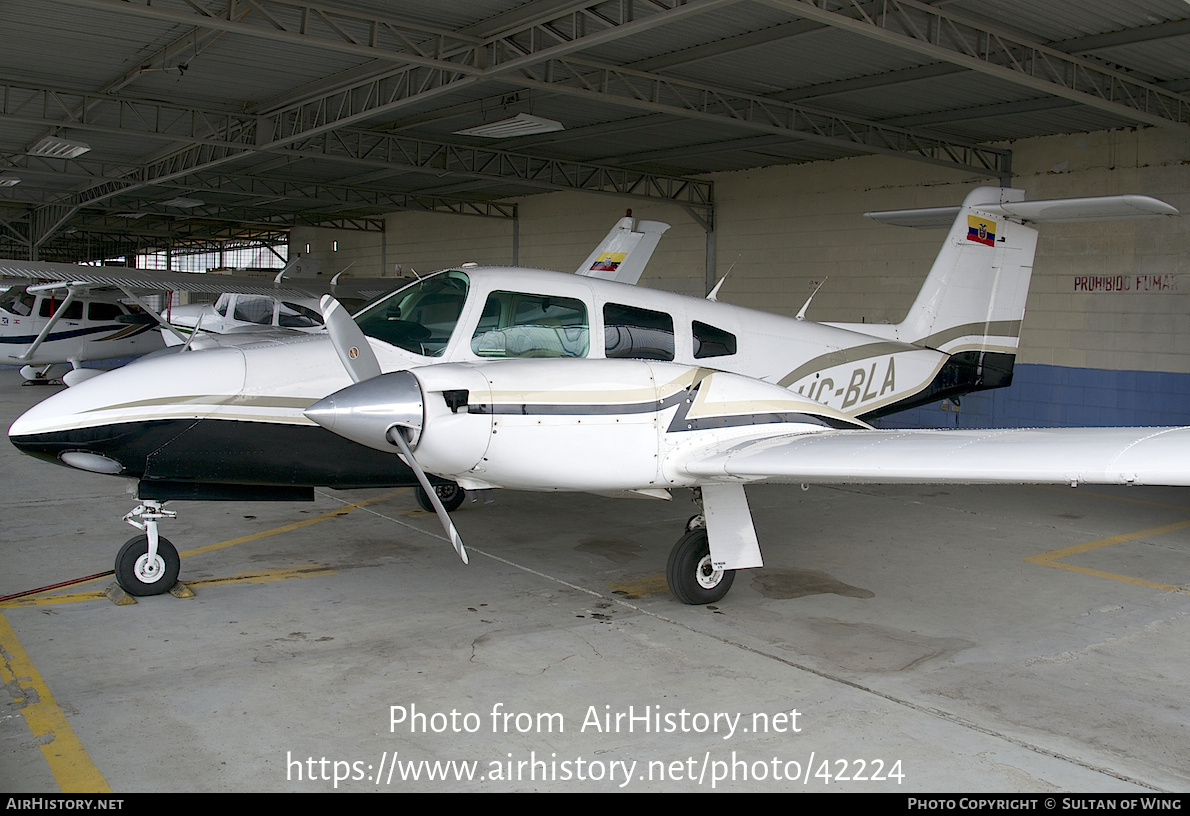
115, 534, 181, 596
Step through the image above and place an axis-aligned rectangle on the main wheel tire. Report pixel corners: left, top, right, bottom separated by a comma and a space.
666, 528, 735, 605
415, 482, 465, 513
114, 534, 180, 597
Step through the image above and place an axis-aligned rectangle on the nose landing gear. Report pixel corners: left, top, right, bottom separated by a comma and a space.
117, 501, 182, 596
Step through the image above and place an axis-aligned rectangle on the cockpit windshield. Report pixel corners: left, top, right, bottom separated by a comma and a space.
353, 270, 469, 356
0, 289, 35, 316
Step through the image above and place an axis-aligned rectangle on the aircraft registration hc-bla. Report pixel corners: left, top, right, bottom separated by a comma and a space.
8, 187, 1190, 605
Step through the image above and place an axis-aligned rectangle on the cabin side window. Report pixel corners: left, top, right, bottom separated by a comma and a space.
87, 301, 126, 321
213, 293, 231, 316
278, 301, 322, 328
603, 303, 675, 361
692, 320, 737, 359
471, 291, 588, 358
38, 297, 84, 320
233, 295, 275, 325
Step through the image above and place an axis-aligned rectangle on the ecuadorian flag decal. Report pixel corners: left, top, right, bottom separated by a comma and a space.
967, 215, 996, 246
589, 251, 626, 273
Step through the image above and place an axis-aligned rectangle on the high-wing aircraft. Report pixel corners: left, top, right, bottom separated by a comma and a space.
8, 187, 1187, 605
0, 282, 164, 385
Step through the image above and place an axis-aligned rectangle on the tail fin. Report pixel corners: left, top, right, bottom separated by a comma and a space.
575, 212, 670, 285
864, 186, 1177, 357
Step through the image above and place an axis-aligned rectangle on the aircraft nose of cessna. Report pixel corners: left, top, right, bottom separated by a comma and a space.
304, 370, 424, 453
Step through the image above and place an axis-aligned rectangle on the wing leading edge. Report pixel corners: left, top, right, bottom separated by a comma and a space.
679, 426, 1190, 487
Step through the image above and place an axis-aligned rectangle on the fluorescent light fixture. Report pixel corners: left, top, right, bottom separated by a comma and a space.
160, 197, 204, 208
28, 136, 91, 159
0, 172, 21, 187
454, 113, 564, 138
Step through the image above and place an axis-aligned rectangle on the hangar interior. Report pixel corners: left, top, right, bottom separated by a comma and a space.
1, 0, 1188, 426
3, 0, 1190, 794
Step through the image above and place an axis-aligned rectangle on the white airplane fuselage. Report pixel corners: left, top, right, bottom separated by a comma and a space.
161, 293, 326, 347
0, 287, 163, 369
8, 265, 994, 493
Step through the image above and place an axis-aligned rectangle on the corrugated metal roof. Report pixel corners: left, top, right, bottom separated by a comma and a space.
0, 0, 1185, 260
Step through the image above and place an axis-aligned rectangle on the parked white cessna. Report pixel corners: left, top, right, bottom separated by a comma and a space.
9, 187, 1188, 605
0, 282, 163, 384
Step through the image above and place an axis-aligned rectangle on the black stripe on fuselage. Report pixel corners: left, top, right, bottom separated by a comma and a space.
10, 418, 419, 489
468, 384, 856, 431
0, 322, 155, 344
859, 350, 1015, 420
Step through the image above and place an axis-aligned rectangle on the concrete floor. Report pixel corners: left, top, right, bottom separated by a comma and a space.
2, 368, 1189, 792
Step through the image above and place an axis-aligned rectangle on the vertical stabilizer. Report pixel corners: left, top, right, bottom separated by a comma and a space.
885, 186, 1035, 358
576, 214, 670, 285
842, 187, 1177, 414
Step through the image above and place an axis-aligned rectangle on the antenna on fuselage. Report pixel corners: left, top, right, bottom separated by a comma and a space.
796, 277, 828, 321
706, 255, 741, 302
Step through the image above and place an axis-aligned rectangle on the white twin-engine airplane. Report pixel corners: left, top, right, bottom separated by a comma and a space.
9, 187, 1189, 605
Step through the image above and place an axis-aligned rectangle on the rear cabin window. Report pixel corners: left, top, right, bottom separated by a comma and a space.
603, 303, 675, 361
278, 301, 322, 328
87, 302, 126, 321
471, 291, 588, 358
692, 320, 737, 359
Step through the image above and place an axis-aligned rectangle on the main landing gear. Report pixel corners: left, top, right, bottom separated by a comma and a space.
665, 515, 736, 605
415, 482, 466, 513
117, 501, 182, 596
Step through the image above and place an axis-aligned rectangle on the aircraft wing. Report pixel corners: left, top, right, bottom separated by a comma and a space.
679, 426, 1190, 487
0, 258, 394, 301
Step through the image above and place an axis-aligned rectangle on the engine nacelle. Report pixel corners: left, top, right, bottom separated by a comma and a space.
306, 359, 865, 493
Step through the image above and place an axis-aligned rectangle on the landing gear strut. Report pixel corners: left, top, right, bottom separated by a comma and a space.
117, 501, 181, 596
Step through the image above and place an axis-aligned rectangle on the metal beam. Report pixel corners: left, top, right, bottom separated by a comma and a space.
759, 0, 1190, 130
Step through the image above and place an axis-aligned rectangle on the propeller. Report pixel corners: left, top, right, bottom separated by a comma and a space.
314, 295, 468, 564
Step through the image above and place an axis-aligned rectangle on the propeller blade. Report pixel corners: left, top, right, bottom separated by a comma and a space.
315, 298, 466, 564
388, 426, 469, 564
320, 295, 380, 383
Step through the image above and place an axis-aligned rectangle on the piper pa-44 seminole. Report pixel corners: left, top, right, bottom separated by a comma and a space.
8, 187, 1190, 605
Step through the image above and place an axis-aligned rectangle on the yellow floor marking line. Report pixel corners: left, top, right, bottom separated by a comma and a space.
1023, 518, 1190, 593
180, 488, 406, 557
186, 564, 338, 587
2, 489, 404, 608
0, 612, 110, 793
0, 490, 402, 792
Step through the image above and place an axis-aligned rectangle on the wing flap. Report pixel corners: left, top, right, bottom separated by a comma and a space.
679, 427, 1190, 487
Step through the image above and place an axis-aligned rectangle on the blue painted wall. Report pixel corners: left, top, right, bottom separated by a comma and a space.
874, 364, 1190, 429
